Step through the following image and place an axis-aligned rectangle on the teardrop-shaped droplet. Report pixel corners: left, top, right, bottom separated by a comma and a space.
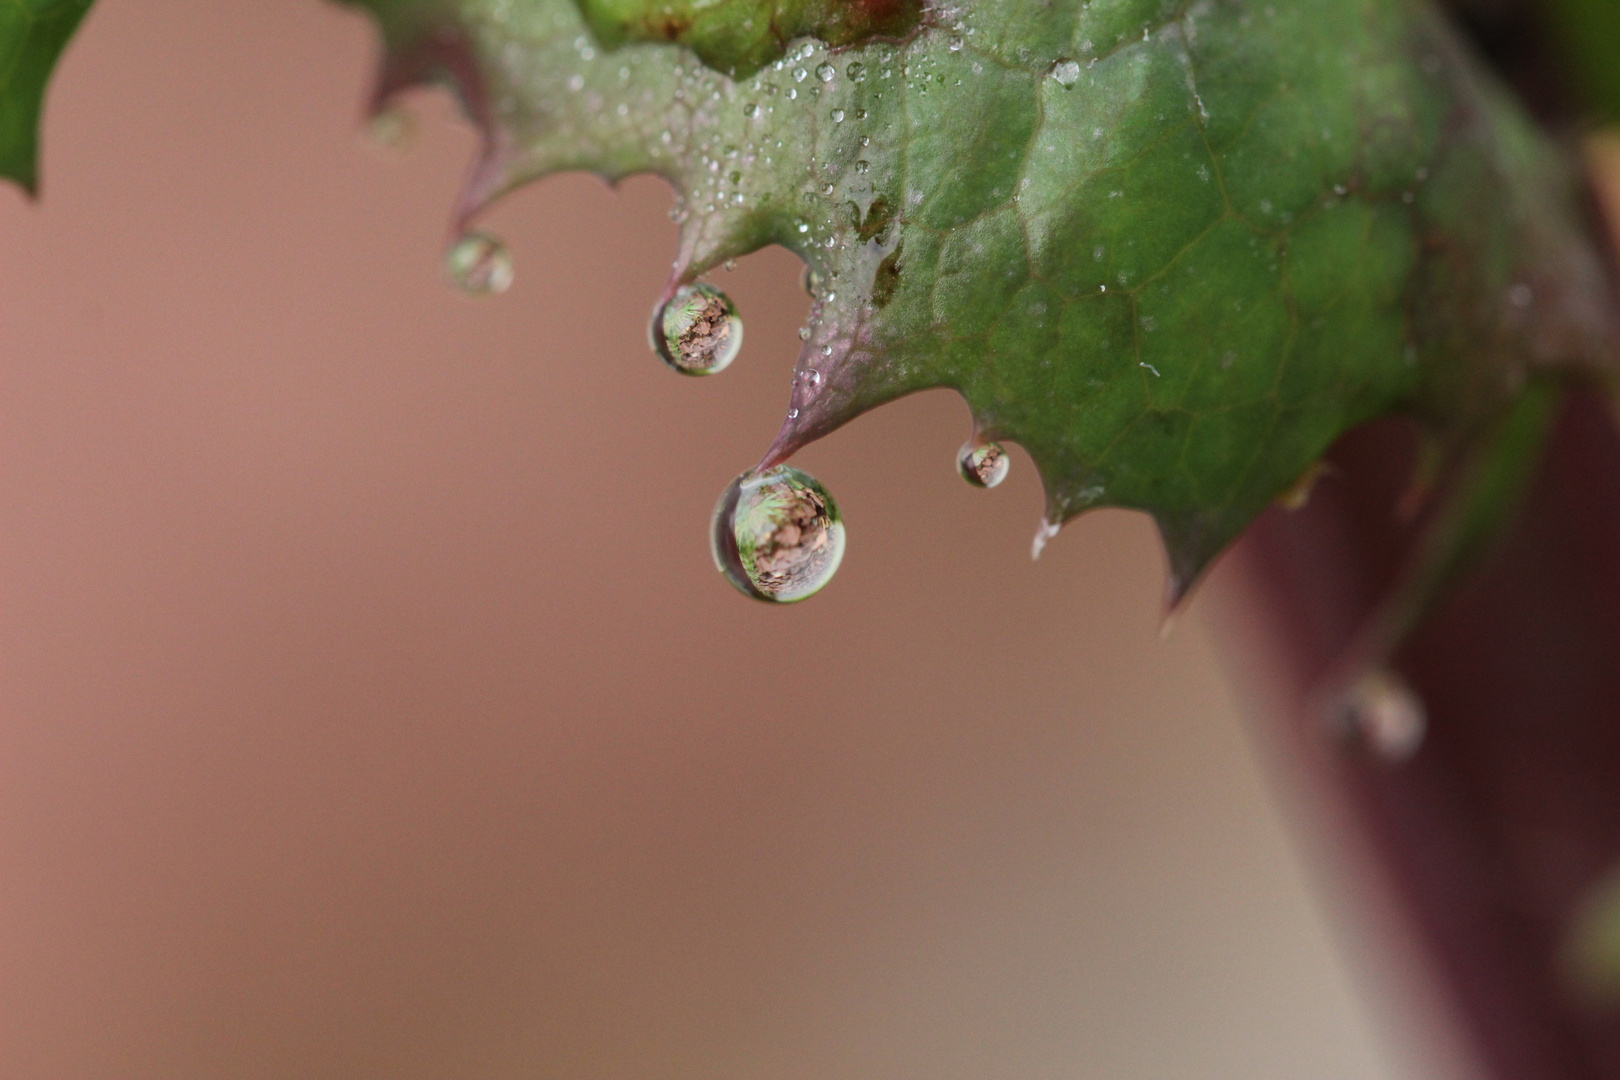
711, 466, 845, 603
957, 440, 1009, 488
653, 283, 743, 376
445, 232, 513, 296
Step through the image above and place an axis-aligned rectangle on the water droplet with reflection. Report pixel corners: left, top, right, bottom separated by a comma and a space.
653, 283, 743, 375
957, 440, 1010, 488
445, 232, 513, 296
711, 466, 845, 602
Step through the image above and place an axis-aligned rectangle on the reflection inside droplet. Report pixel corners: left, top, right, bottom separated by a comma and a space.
711, 466, 845, 602
653, 283, 743, 375
445, 232, 514, 296
957, 440, 1010, 488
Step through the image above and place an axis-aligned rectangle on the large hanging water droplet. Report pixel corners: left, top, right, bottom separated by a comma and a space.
957, 440, 1010, 488
653, 283, 743, 376
711, 466, 845, 602
445, 232, 513, 296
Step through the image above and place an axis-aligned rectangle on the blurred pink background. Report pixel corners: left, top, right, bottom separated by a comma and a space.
0, 2, 1460, 1077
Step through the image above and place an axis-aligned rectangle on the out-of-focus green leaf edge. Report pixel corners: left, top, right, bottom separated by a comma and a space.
1545, 0, 1620, 121
0, 0, 94, 194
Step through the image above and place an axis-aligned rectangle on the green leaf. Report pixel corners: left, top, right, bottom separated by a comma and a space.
0, 0, 94, 194
348, 0, 1618, 603
1544, 0, 1620, 121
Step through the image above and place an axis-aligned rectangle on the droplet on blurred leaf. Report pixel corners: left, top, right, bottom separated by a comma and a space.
1330, 668, 1427, 761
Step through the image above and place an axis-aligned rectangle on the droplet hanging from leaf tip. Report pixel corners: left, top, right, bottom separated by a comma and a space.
711, 466, 845, 603
366, 105, 416, 155
445, 232, 513, 296
1031, 518, 1061, 560
653, 283, 742, 376
957, 440, 1009, 488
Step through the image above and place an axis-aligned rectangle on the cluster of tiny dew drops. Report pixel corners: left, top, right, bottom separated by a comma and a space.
439, 230, 1009, 602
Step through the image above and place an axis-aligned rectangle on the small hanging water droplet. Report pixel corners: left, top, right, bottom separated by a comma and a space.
1330, 668, 1426, 762
798, 325, 811, 340
711, 466, 846, 602
652, 282, 743, 376
816, 62, 836, 82
445, 232, 513, 296
1031, 517, 1061, 560
1049, 58, 1081, 87
366, 105, 416, 153
957, 440, 1010, 488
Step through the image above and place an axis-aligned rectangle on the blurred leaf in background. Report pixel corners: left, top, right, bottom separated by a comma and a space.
1543, 0, 1620, 120
0, 0, 94, 193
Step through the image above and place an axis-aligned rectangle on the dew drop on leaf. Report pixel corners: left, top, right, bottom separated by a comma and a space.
1049, 58, 1081, 87
957, 440, 1010, 488
444, 232, 513, 296
711, 466, 845, 602
816, 62, 835, 82
653, 282, 742, 376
